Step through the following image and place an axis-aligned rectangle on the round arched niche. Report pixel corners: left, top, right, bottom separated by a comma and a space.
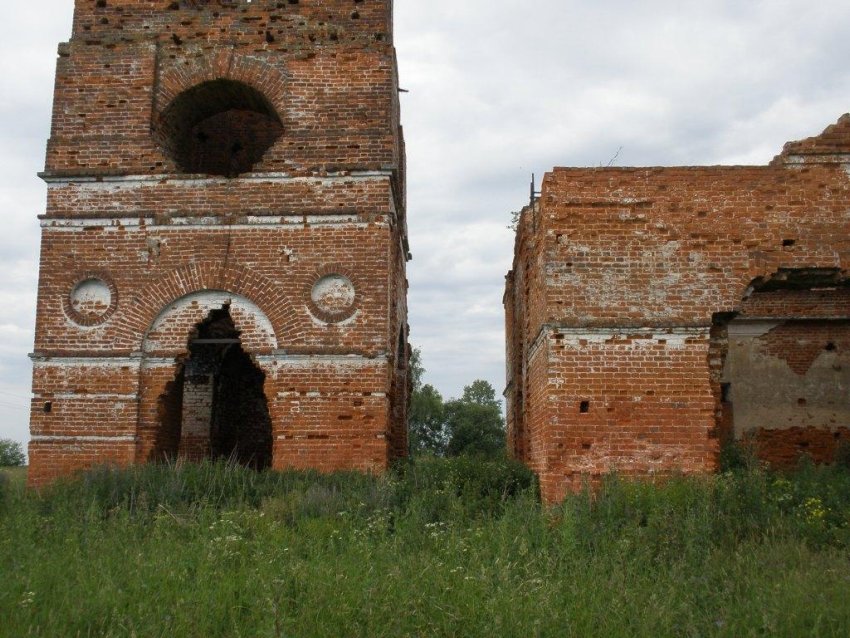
154, 79, 283, 177
64, 275, 118, 326
308, 272, 358, 323
142, 291, 278, 355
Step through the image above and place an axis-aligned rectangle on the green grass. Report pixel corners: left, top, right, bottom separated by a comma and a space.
1, 458, 849, 637
0, 466, 26, 491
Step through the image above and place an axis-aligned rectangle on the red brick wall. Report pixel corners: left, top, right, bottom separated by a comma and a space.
48, 1, 400, 178
757, 321, 850, 376
29, 0, 408, 486
532, 329, 718, 503
507, 116, 850, 501
505, 203, 542, 466
738, 289, 850, 320
749, 427, 850, 469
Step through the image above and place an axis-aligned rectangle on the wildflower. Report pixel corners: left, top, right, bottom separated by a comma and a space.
799, 497, 828, 524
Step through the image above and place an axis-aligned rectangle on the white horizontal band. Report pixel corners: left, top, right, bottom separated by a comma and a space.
30, 435, 136, 443
40, 215, 378, 229
32, 354, 389, 366
34, 393, 139, 400
42, 171, 394, 186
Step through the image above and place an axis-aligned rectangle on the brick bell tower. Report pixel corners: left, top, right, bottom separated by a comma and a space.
29, 0, 409, 485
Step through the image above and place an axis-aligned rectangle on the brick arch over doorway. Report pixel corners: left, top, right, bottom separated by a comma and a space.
128, 267, 293, 467
123, 260, 301, 351
142, 290, 279, 356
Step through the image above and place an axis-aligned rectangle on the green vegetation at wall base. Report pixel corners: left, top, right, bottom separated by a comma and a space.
1, 458, 849, 637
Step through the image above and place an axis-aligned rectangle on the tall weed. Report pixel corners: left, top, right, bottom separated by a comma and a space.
2, 458, 849, 637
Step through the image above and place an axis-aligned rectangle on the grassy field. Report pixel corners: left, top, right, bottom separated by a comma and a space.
1, 457, 849, 637
0, 466, 26, 491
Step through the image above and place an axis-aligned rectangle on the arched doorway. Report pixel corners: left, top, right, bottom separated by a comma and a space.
154, 305, 273, 469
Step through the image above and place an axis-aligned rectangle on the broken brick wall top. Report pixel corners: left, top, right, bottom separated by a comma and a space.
505, 117, 850, 500
71, 1, 392, 41
514, 116, 850, 335
48, 0, 401, 177
775, 113, 850, 161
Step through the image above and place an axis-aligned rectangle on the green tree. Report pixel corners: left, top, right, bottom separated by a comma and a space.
408, 347, 424, 390
445, 380, 506, 458
459, 379, 501, 408
407, 348, 448, 456
0, 439, 26, 467
409, 384, 447, 455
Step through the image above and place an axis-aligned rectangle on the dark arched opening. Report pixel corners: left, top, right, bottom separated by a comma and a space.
155, 79, 283, 177
153, 305, 273, 469
209, 342, 273, 469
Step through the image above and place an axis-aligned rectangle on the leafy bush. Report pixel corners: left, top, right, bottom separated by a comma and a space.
718, 437, 759, 472
393, 455, 537, 522
443, 380, 506, 458
0, 438, 25, 467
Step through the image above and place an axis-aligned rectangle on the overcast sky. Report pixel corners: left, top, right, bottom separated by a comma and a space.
1, 1, 849, 449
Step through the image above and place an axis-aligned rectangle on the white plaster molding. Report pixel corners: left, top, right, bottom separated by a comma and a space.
255, 353, 389, 367
31, 435, 136, 443
31, 356, 142, 366
41, 172, 395, 186
143, 290, 277, 353
529, 324, 710, 358
35, 393, 140, 400
727, 320, 781, 338
41, 216, 375, 229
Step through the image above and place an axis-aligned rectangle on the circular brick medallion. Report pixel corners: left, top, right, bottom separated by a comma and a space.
309, 274, 357, 322
64, 275, 118, 326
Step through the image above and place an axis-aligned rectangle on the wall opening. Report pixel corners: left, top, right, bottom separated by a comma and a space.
397, 326, 406, 370
151, 365, 185, 462
155, 79, 283, 177
153, 305, 273, 469
713, 269, 850, 467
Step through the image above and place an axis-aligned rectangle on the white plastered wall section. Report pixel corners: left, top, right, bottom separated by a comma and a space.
142, 290, 277, 354
723, 320, 850, 437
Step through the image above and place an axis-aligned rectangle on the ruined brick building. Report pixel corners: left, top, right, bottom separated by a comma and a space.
28, 0, 409, 485
506, 117, 850, 502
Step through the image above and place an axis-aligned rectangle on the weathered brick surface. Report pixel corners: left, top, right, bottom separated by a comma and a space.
756, 321, 850, 376
30, 0, 408, 485
748, 427, 850, 469
47, 1, 401, 180
507, 117, 850, 502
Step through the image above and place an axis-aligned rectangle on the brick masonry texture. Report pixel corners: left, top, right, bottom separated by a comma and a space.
29, 0, 409, 486
506, 116, 850, 502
